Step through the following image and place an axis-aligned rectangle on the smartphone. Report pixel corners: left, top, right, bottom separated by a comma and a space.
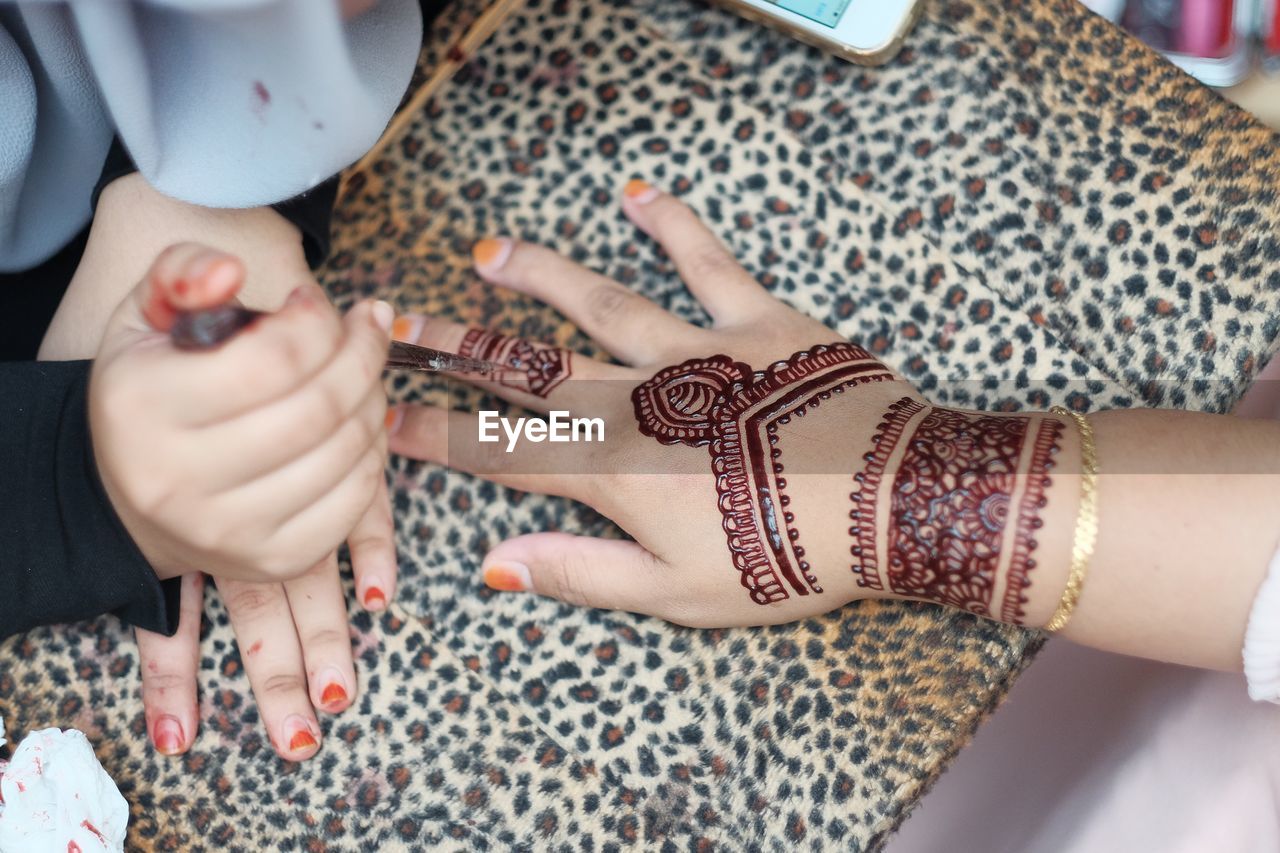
714, 0, 925, 65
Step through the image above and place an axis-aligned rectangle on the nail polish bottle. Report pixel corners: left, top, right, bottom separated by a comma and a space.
1122, 0, 1252, 86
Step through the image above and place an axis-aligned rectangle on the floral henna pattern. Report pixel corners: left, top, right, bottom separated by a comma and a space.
459, 328, 572, 398
633, 344, 895, 604
850, 399, 1063, 623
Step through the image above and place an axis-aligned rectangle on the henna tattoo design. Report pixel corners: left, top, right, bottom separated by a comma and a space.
459, 328, 572, 398
633, 344, 895, 605
849, 399, 1063, 624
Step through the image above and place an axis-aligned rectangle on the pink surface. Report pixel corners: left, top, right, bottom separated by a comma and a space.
888, 641, 1280, 853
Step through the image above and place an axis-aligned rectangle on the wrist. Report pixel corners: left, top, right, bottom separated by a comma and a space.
850, 400, 1077, 627
41, 175, 308, 361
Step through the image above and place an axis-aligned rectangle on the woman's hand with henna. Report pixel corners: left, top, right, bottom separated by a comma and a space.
387, 182, 1077, 628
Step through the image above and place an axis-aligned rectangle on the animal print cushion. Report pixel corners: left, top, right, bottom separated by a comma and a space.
4, 0, 1279, 849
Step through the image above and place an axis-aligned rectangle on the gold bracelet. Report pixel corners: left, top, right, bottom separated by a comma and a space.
1044, 406, 1099, 633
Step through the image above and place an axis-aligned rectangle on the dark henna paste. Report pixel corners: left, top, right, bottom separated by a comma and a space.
634, 344, 895, 604
459, 328, 572, 398
850, 398, 1062, 623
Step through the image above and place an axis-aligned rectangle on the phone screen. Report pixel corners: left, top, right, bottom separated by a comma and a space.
765, 0, 853, 27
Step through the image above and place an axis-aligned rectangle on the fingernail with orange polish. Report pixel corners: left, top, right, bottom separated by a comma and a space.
391, 314, 424, 343
317, 668, 350, 709
364, 585, 387, 610
284, 716, 318, 752
153, 715, 185, 755
472, 237, 513, 271
483, 562, 532, 592
384, 406, 404, 435
623, 179, 660, 205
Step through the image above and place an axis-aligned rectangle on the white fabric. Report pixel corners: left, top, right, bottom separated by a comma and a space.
0, 723, 129, 852
1244, 544, 1280, 702
0, 0, 421, 271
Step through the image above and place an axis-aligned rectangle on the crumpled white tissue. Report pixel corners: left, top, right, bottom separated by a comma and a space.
0, 719, 128, 852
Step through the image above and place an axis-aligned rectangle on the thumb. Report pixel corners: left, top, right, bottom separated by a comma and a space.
120, 242, 246, 334
481, 533, 667, 614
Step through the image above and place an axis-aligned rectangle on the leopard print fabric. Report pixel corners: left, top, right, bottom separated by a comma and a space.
3, 0, 1278, 850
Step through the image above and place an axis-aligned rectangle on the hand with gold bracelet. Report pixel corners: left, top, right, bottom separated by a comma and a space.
389, 181, 1280, 675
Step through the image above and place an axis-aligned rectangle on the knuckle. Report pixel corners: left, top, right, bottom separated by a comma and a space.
259, 672, 307, 698
358, 327, 387, 384
300, 626, 347, 651
224, 585, 279, 617
584, 285, 634, 327
185, 519, 227, 555
340, 448, 386, 509
268, 332, 312, 383
152, 243, 192, 279
141, 670, 189, 692
543, 555, 596, 609
360, 448, 386, 490
474, 437, 508, 474
259, 550, 310, 581
307, 381, 350, 434
682, 243, 737, 281
346, 526, 388, 557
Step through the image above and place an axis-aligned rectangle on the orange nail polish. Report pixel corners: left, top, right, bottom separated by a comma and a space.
472, 238, 510, 269
391, 315, 416, 341
384, 407, 400, 429
288, 729, 317, 751
623, 179, 661, 205
364, 586, 387, 609
153, 715, 184, 756
483, 563, 532, 592
320, 682, 348, 707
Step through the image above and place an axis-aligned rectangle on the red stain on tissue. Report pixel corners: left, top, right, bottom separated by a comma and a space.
81, 820, 106, 845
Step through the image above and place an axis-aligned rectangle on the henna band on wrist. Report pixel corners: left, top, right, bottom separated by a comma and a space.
1044, 406, 1099, 633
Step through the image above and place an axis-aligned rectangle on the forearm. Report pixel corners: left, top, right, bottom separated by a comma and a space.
1054, 409, 1280, 670
39, 174, 311, 360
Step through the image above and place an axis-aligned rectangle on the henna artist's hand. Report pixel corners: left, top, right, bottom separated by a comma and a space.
89, 243, 402, 757
387, 182, 1076, 628
91, 243, 395, 588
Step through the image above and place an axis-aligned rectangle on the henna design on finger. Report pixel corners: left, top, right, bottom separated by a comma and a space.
459, 328, 572, 398
849, 399, 1063, 624
633, 343, 895, 604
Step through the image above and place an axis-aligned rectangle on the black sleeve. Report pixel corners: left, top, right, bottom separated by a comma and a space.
0, 360, 179, 640
92, 136, 339, 270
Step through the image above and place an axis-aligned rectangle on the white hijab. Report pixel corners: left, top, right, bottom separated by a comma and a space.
0, 0, 421, 271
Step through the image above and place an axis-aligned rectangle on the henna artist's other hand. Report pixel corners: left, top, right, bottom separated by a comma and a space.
94, 243, 401, 758
389, 182, 1021, 628
135, 555, 363, 761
